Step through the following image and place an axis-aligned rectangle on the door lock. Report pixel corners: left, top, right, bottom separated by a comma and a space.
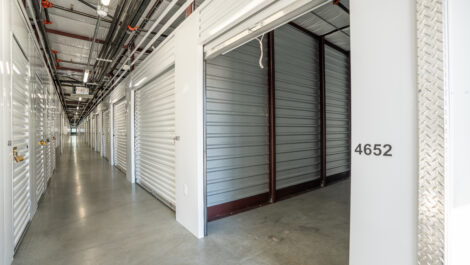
13, 147, 24, 163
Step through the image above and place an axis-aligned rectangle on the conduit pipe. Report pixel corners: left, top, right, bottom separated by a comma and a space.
79, 0, 186, 121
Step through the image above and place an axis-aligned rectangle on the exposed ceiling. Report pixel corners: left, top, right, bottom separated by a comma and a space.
294, 0, 350, 51
26, 0, 202, 125
25, 0, 348, 126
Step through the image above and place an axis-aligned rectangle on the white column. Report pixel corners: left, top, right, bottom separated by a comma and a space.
174, 12, 205, 238
449, 0, 470, 264
349, 1, 418, 264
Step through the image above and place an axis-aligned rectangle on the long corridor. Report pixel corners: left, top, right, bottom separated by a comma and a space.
13, 137, 350, 265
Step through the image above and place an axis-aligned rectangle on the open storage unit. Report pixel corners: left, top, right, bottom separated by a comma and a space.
204, 12, 350, 221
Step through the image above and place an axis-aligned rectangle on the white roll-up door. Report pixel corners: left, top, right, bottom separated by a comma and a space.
274, 25, 321, 190
325, 46, 350, 176
97, 113, 101, 153
91, 115, 96, 150
103, 110, 111, 160
45, 88, 52, 182
33, 76, 46, 201
205, 39, 269, 207
135, 68, 176, 209
50, 96, 56, 174
11, 39, 31, 248
113, 100, 127, 172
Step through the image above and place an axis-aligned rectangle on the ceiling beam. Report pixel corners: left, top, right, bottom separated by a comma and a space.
45, 28, 152, 53
52, 4, 113, 23
45, 28, 105, 44
57, 66, 85, 73
59, 60, 88, 66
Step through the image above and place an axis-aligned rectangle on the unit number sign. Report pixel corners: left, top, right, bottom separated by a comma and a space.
354, 144, 392, 157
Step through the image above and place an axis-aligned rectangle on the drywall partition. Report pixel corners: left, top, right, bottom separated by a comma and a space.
449, 0, 470, 263
200, 0, 329, 59
174, 12, 204, 238
349, 0, 418, 264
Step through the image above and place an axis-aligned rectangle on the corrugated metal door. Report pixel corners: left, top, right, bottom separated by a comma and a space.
274, 25, 321, 190
97, 113, 101, 153
103, 110, 111, 160
45, 88, 52, 182
11, 39, 31, 247
33, 76, 45, 201
50, 95, 56, 174
325, 46, 350, 176
135, 69, 176, 209
113, 100, 127, 172
205, 39, 269, 207
91, 115, 95, 150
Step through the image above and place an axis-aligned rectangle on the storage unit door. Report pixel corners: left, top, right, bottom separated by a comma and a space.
206, 39, 269, 208
11, 40, 31, 247
46, 89, 52, 182
97, 113, 101, 153
274, 25, 321, 190
135, 69, 176, 209
50, 98, 56, 173
91, 116, 95, 150
103, 110, 111, 160
113, 100, 127, 172
325, 46, 350, 176
34, 79, 46, 200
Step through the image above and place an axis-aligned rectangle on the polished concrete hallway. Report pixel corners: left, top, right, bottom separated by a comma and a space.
13, 137, 350, 265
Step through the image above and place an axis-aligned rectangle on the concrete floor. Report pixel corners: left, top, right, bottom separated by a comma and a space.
13, 137, 350, 265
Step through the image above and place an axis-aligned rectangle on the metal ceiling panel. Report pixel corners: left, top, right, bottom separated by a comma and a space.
314, 3, 349, 28
325, 30, 350, 51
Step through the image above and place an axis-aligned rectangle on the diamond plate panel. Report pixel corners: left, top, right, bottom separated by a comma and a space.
417, 0, 448, 264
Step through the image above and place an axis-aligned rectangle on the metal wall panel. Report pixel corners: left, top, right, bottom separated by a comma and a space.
11, 40, 31, 247
33, 76, 45, 201
205, 39, 269, 207
103, 110, 111, 160
113, 100, 127, 172
325, 46, 350, 176
135, 68, 176, 209
274, 25, 322, 189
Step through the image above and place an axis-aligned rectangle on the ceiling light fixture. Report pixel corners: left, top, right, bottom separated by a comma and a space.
101, 0, 111, 6
83, 70, 89, 83
79, 97, 82, 101
97, 4, 108, 17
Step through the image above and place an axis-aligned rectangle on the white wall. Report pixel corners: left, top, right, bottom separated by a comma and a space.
349, 1, 418, 264
174, 12, 205, 238
448, 0, 470, 264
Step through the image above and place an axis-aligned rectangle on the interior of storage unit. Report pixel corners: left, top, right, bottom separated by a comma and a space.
205, 10, 350, 223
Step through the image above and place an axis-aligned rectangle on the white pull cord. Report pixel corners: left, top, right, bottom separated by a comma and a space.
256, 34, 265, 69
